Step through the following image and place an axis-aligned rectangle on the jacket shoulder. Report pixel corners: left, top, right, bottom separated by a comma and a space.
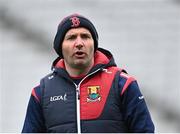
40, 71, 55, 81
31, 72, 55, 102
118, 71, 137, 96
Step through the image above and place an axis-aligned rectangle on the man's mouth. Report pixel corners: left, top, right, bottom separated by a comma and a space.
74, 51, 86, 58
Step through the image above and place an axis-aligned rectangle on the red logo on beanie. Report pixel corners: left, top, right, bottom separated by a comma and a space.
70, 16, 80, 27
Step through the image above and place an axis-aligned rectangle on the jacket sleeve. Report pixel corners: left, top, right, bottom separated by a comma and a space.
22, 86, 46, 133
119, 73, 155, 133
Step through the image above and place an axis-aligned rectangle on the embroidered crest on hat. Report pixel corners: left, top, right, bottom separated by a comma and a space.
70, 16, 80, 27
87, 86, 101, 102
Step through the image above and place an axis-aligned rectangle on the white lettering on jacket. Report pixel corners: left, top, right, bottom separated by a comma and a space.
50, 93, 67, 102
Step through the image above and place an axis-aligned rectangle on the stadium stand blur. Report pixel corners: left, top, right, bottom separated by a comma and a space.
0, 0, 179, 132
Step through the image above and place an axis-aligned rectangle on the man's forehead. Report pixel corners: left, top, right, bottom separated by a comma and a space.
65, 27, 91, 35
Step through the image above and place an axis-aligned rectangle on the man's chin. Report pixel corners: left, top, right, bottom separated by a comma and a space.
74, 62, 86, 67
73, 60, 89, 68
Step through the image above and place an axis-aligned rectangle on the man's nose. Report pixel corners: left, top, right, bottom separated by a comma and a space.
75, 36, 84, 49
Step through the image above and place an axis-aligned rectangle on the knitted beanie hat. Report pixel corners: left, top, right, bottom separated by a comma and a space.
53, 14, 99, 57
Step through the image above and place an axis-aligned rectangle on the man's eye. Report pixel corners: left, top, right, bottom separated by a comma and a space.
81, 34, 91, 39
67, 35, 76, 40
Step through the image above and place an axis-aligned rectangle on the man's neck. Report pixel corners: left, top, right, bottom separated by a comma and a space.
67, 67, 89, 77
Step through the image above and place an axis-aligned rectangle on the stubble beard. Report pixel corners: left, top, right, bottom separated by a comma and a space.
71, 57, 92, 70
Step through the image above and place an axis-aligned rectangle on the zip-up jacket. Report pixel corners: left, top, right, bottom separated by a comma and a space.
22, 48, 155, 133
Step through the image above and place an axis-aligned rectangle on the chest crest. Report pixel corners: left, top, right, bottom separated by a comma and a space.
87, 86, 101, 102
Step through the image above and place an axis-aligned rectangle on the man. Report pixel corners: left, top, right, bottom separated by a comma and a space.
22, 14, 155, 133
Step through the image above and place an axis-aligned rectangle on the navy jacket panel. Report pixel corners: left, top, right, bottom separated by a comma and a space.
40, 75, 78, 132
81, 120, 127, 133
122, 81, 155, 133
22, 86, 46, 133
119, 75, 155, 133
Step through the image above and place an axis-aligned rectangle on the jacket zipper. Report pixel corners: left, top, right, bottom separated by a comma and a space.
73, 68, 101, 133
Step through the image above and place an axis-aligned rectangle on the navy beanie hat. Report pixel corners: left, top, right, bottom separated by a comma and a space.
53, 14, 99, 57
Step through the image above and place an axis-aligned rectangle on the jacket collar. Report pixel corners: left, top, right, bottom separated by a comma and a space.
52, 48, 117, 76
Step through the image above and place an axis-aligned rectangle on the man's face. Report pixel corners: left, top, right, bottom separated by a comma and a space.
62, 27, 94, 69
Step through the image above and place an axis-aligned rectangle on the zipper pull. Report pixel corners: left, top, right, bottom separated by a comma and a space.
77, 90, 80, 100
76, 86, 80, 100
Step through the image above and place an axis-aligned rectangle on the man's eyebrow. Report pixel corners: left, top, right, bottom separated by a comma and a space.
80, 32, 92, 37
64, 33, 76, 38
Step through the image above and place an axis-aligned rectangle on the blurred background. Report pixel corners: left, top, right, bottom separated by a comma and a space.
0, 0, 179, 132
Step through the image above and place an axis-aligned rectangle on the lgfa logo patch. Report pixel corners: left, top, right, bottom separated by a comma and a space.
87, 86, 101, 102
